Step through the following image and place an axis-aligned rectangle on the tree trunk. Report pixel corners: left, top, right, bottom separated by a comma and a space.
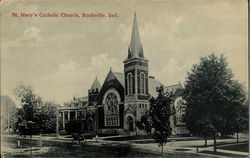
161, 145, 164, 158
30, 135, 32, 157
204, 135, 207, 146
236, 132, 239, 143
213, 136, 217, 152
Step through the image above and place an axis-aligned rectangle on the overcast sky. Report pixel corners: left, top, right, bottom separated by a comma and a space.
1, 0, 248, 105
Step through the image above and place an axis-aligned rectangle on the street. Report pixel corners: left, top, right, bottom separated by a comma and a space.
1, 135, 248, 158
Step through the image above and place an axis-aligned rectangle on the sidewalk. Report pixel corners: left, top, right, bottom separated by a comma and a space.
130, 141, 248, 158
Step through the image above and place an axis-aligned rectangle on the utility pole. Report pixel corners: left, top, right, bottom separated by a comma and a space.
56, 108, 59, 138
7, 113, 10, 134
7, 100, 10, 134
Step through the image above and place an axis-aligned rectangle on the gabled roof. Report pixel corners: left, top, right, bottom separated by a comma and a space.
113, 72, 125, 87
125, 104, 135, 114
63, 72, 183, 107
148, 77, 163, 98
165, 82, 183, 93
90, 77, 101, 90
101, 69, 125, 88
174, 88, 184, 98
147, 77, 184, 98
100, 71, 183, 98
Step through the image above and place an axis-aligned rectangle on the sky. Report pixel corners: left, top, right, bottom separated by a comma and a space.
1, 0, 248, 105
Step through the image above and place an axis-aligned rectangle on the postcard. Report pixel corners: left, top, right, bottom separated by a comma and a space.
1, 0, 248, 157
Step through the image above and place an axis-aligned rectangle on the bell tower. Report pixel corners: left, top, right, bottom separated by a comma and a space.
123, 13, 149, 128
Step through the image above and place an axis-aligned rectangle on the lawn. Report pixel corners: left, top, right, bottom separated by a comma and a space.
200, 151, 247, 158
104, 135, 152, 141
218, 142, 249, 152
104, 135, 202, 143
2, 136, 212, 158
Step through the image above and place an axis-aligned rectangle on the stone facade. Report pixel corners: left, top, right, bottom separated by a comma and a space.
58, 13, 187, 136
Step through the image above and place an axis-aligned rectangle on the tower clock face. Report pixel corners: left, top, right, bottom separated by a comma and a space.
105, 93, 118, 113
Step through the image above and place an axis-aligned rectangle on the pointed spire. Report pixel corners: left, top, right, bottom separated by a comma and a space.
129, 12, 144, 58
178, 81, 183, 88
90, 77, 101, 90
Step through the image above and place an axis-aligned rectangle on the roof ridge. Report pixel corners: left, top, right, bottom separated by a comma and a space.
90, 77, 101, 90
166, 83, 181, 87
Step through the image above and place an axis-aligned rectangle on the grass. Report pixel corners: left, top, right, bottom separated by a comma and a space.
2, 136, 209, 158
104, 135, 152, 141
218, 142, 249, 152
200, 150, 246, 158
104, 135, 203, 142
195, 140, 248, 148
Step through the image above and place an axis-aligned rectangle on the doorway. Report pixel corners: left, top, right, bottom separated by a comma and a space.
126, 116, 134, 131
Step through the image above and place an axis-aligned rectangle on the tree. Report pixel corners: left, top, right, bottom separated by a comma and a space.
232, 99, 248, 143
195, 116, 216, 146
183, 54, 246, 151
14, 83, 43, 135
14, 83, 43, 157
136, 111, 152, 135
148, 86, 174, 157
14, 83, 58, 135
38, 101, 58, 133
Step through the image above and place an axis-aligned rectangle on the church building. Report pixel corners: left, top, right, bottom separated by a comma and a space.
58, 13, 187, 135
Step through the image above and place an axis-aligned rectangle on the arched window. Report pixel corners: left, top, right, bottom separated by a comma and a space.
127, 73, 133, 94
140, 73, 146, 94
104, 92, 119, 126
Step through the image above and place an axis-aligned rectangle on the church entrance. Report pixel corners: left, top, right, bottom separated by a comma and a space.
126, 116, 134, 131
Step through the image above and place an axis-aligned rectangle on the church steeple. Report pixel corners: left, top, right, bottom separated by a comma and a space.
128, 12, 144, 58
123, 12, 149, 133
124, 12, 149, 101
